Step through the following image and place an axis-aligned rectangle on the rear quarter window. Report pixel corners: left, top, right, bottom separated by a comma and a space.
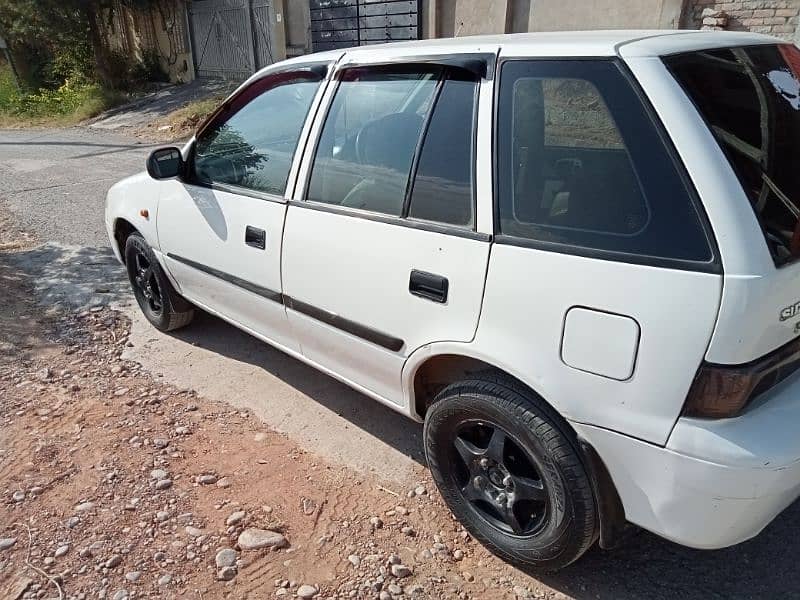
495, 59, 716, 270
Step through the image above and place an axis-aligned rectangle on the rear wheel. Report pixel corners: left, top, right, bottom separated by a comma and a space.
124, 232, 194, 332
423, 377, 597, 572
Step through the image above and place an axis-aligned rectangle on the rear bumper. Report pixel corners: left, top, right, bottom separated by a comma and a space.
573, 373, 800, 549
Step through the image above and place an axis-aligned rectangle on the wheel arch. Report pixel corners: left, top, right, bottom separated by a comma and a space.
405, 346, 553, 423
405, 346, 628, 549
113, 218, 138, 264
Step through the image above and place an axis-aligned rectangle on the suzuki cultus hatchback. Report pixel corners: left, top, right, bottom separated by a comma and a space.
106, 30, 800, 570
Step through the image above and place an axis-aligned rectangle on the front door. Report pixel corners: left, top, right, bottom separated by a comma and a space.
157, 68, 326, 352
282, 63, 491, 404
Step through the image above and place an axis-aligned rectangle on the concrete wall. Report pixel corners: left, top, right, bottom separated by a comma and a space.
288, 0, 800, 59
100, 0, 194, 84
282, 0, 312, 56
152, 2, 194, 83
427, 0, 687, 39
436, 1, 510, 37
525, 0, 685, 31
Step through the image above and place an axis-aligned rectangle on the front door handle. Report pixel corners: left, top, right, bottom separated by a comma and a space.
409, 269, 448, 303
245, 226, 266, 250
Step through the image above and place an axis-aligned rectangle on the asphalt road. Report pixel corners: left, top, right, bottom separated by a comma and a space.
0, 128, 155, 247
2, 127, 800, 599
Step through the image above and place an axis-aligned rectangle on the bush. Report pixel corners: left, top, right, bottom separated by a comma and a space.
44, 38, 94, 87
0, 62, 19, 108
0, 62, 122, 123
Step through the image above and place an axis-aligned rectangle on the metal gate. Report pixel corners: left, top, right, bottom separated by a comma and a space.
188, 0, 275, 80
310, 0, 419, 52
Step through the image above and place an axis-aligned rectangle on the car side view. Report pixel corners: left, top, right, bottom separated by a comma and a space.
106, 30, 800, 571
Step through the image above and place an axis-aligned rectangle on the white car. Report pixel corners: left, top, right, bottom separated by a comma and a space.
106, 30, 800, 570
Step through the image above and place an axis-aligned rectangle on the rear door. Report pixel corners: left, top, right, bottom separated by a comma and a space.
157, 66, 327, 352
282, 60, 491, 405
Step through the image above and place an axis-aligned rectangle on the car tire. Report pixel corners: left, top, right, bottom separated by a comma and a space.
124, 232, 194, 332
424, 375, 598, 572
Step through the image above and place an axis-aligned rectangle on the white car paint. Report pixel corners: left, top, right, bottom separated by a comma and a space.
620, 52, 797, 365
578, 367, 800, 548
473, 244, 722, 444
105, 171, 162, 263
105, 30, 800, 552
281, 206, 491, 404
157, 183, 298, 352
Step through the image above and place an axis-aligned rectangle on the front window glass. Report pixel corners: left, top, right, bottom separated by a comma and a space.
194, 76, 321, 195
666, 45, 800, 266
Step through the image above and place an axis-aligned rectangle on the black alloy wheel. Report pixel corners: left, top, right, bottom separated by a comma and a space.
124, 232, 195, 332
424, 376, 598, 572
131, 248, 163, 316
453, 420, 549, 537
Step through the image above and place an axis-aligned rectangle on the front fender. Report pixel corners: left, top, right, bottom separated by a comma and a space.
105, 171, 163, 262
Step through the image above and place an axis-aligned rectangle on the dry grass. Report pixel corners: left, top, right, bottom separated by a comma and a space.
136, 95, 224, 142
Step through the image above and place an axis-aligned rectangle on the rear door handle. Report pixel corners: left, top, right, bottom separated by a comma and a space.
409, 269, 448, 303
245, 226, 266, 250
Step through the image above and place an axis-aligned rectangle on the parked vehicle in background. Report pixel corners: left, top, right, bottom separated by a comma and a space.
106, 30, 800, 571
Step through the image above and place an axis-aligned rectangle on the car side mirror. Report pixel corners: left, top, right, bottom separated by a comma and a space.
146, 147, 184, 180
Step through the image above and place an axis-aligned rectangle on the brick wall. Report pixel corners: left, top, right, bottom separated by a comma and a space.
684, 0, 800, 39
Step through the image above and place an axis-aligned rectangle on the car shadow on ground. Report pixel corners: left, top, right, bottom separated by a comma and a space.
539, 499, 800, 599
167, 309, 427, 466
5, 242, 426, 465
4, 243, 131, 312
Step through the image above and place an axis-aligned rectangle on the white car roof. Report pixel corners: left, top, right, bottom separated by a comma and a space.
280, 29, 783, 69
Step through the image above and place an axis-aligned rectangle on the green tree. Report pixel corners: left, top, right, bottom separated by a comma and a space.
0, 0, 92, 88
0, 0, 162, 89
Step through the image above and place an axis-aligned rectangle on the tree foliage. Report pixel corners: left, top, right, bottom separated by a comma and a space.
0, 0, 94, 88
0, 0, 165, 90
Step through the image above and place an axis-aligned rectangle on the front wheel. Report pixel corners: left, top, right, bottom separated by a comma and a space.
423, 377, 597, 572
124, 232, 194, 332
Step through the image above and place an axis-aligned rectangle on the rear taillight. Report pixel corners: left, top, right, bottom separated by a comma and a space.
683, 337, 800, 418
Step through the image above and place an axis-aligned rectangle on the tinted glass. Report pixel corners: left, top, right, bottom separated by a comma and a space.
666, 45, 800, 266
497, 60, 713, 265
407, 76, 477, 227
194, 77, 320, 195
307, 69, 439, 216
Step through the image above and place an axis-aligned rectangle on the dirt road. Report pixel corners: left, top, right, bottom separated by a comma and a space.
3, 128, 800, 599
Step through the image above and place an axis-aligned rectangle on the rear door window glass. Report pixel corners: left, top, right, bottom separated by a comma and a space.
407, 75, 477, 227
307, 69, 439, 217
496, 59, 714, 267
666, 45, 800, 266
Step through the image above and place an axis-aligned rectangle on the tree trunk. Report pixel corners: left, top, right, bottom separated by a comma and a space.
83, 4, 113, 87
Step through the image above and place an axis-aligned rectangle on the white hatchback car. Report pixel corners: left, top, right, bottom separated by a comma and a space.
106, 30, 800, 570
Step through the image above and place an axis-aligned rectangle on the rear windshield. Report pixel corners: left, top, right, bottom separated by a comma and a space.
666, 45, 800, 266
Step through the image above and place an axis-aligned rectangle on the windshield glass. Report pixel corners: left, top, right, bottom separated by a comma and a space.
666, 44, 800, 266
